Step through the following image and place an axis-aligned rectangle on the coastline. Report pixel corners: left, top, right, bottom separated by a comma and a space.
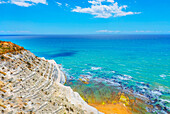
47, 58, 137, 114
0, 41, 102, 114
67, 80, 151, 114
1, 40, 169, 114
50, 60, 135, 114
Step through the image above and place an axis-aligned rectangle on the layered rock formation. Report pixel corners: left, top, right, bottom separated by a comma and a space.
0, 41, 101, 114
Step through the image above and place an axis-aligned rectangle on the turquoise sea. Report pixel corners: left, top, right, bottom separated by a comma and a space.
1, 35, 170, 113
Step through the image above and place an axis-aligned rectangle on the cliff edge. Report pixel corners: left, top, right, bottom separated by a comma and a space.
0, 41, 102, 114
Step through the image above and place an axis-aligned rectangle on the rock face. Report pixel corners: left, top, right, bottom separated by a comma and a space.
0, 42, 101, 114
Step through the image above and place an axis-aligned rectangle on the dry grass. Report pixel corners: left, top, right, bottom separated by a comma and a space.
0, 41, 25, 55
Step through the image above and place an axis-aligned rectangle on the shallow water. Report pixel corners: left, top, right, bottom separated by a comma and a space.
1, 35, 170, 113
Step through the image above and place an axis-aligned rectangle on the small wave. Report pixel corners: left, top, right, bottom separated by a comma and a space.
82, 69, 86, 71
91, 67, 102, 70
118, 64, 126, 66
118, 76, 129, 80
151, 90, 162, 96
160, 99, 170, 103
107, 81, 121, 86
160, 74, 166, 79
158, 86, 170, 93
111, 71, 116, 73
86, 72, 93, 76
123, 74, 133, 79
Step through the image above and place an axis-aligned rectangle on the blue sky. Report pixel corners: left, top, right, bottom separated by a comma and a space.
0, 0, 170, 34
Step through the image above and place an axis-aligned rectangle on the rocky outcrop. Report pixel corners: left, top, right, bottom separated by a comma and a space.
0, 42, 101, 114
0, 41, 25, 55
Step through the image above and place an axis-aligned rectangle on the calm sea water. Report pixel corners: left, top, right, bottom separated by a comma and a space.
1, 35, 170, 112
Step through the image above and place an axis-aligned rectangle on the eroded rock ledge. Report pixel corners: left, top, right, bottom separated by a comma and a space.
0, 41, 102, 114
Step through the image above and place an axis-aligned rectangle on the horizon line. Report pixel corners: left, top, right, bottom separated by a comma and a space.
1, 33, 170, 36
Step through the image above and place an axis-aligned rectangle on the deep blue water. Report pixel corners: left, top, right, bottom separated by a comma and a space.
1, 35, 170, 112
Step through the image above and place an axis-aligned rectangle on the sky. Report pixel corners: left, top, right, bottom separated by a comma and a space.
0, 0, 170, 34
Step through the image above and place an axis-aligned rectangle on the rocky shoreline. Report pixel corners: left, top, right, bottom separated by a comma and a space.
0, 41, 102, 114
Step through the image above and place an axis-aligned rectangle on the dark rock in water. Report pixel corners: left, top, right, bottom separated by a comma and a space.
163, 107, 168, 112
123, 84, 127, 87
69, 76, 75, 80
113, 80, 116, 82
136, 82, 140, 85
140, 82, 150, 88
139, 91, 144, 96
146, 83, 150, 88
135, 89, 139, 93
146, 101, 151, 104
130, 88, 134, 93
119, 74, 124, 76
156, 104, 162, 110
118, 82, 122, 84
129, 85, 133, 89
146, 107, 152, 113
152, 99, 158, 103
143, 88, 147, 91
124, 87, 129, 90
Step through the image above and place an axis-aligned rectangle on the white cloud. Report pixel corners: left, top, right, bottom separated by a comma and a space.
0, 30, 30, 33
72, 0, 141, 18
56, 2, 62, 6
96, 30, 120, 33
0, 1, 10, 4
107, 0, 114, 3
96, 30, 165, 33
11, 1, 33, 7
0, 0, 47, 7
88, 0, 104, 4
135, 30, 161, 33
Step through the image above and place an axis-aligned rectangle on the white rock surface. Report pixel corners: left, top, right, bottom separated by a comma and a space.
0, 50, 102, 114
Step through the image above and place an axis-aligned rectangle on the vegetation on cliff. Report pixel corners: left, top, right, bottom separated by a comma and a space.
0, 41, 25, 55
